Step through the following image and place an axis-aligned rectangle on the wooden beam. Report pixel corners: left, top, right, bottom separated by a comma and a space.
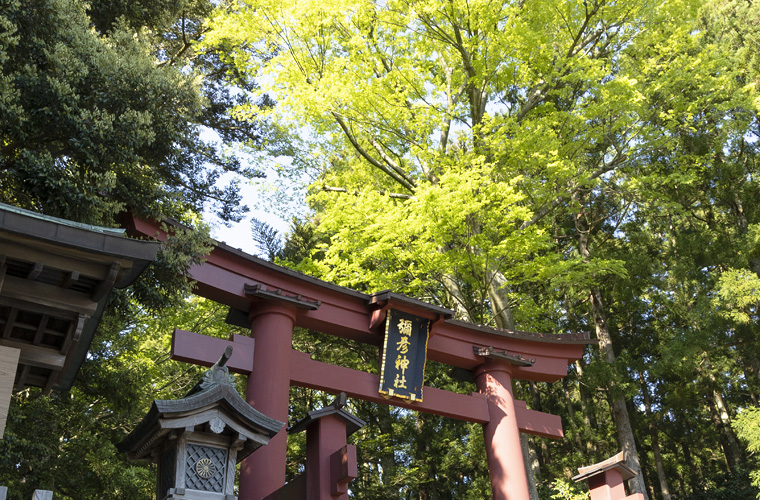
27, 262, 43, 280
15, 363, 29, 390
2, 308, 16, 339
60, 315, 86, 356
289, 350, 491, 424
32, 315, 49, 345
0, 339, 66, 370
1, 275, 98, 315
169, 329, 566, 438
61, 271, 80, 289
171, 329, 255, 374
92, 262, 120, 301
0, 239, 123, 282
42, 369, 58, 396
513, 400, 563, 439
0, 259, 6, 294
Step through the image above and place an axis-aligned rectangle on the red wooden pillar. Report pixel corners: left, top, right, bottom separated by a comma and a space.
475, 360, 530, 500
239, 301, 297, 500
587, 471, 627, 500
304, 414, 357, 499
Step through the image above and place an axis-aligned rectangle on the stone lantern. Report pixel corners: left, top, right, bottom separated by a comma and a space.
119, 347, 284, 500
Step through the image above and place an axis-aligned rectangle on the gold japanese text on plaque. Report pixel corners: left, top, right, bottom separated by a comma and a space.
378, 310, 430, 401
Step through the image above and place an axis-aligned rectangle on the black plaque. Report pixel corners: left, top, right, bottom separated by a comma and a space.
378, 309, 429, 401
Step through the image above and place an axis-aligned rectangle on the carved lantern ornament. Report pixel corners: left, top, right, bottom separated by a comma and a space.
119, 347, 284, 500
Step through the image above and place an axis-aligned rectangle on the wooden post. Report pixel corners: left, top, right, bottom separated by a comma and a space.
475, 360, 530, 500
286, 393, 364, 500
305, 415, 353, 499
0, 346, 20, 439
239, 302, 297, 500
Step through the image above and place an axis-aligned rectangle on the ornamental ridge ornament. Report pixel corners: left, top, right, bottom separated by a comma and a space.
199, 346, 236, 390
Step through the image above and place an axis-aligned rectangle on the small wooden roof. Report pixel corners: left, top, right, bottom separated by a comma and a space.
0, 203, 159, 393
288, 392, 366, 437
572, 451, 637, 482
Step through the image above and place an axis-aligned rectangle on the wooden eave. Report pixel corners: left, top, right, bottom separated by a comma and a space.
0, 204, 159, 393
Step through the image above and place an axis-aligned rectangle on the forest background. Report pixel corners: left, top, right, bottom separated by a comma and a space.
1, 0, 760, 499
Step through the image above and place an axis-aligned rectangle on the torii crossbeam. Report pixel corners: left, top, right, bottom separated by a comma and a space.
125, 217, 594, 500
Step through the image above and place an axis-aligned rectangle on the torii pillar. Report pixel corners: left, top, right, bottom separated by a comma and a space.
239, 300, 297, 500
475, 359, 531, 500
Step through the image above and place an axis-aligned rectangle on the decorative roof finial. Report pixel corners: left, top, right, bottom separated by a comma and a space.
199, 346, 236, 390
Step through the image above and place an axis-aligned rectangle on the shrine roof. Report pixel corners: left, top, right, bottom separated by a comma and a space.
0, 203, 159, 393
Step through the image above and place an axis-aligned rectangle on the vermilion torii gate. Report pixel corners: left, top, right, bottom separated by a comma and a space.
126, 217, 593, 500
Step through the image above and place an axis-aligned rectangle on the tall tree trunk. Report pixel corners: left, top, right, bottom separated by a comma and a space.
746, 360, 760, 407
682, 441, 699, 494
441, 273, 472, 321
530, 381, 550, 467
577, 203, 649, 498
639, 373, 672, 500
589, 287, 648, 498
575, 360, 600, 456
376, 404, 398, 486
415, 414, 440, 500
563, 377, 585, 450
520, 435, 541, 500
700, 353, 744, 473
486, 269, 515, 330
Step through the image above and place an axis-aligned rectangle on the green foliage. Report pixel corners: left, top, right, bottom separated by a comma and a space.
6, 0, 760, 497
735, 409, 760, 498
0, 0, 271, 225
127, 222, 214, 311
0, 0, 273, 495
545, 479, 589, 500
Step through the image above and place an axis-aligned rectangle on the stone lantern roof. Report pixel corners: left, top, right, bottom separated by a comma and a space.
119, 347, 284, 463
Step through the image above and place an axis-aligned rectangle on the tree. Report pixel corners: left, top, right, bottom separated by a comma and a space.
207, 0, 760, 497
0, 0, 273, 496
0, 0, 274, 226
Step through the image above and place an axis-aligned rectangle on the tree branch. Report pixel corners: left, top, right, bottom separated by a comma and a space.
322, 185, 412, 199
331, 111, 417, 192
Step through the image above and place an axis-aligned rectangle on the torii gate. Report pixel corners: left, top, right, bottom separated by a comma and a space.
125, 217, 593, 500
